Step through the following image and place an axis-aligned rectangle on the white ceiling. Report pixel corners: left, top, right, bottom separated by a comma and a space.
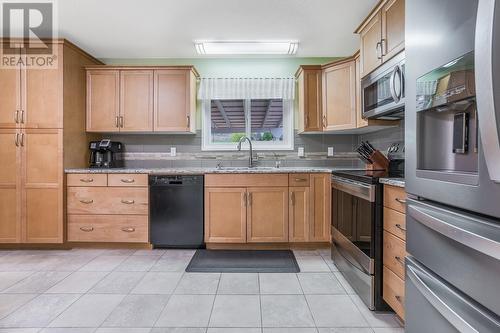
58, 0, 377, 58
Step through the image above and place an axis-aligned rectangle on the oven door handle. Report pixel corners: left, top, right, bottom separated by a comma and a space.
475, 0, 500, 183
331, 176, 375, 202
389, 65, 401, 103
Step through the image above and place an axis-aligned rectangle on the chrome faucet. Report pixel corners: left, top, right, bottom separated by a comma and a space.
237, 136, 254, 168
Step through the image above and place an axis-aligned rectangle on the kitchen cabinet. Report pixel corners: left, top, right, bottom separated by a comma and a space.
296, 65, 323, 133
67, 173, 149, 243
289, 187, 310, 242
322, 59, 356, 131
382, 184, 407, 320
0, 39, 101, 244
247, 187, 288, 243
204, 173, 330, 246
356, 0, 405, 78
154, 69, 196, 133
204, 187, 247, 243
120, 70, 154, 132
86, 66, 198, 133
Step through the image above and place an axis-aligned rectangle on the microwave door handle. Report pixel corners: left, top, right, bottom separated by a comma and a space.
389, 66, 400, 103
476, 0, 500, 183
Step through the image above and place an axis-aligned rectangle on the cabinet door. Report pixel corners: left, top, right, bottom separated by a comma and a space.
120, 70, 153, 132
289, 187, 310, 242
22, 51, 62, 129
205, 187, 246, 243
86, 70, 120, 132
310, 174, 331, 242
323, 61, 356, 131
0, 129, 21, 243
360, 11, 382, 77
154, 69, 194, 132
22, 129, 63, 243
0, 48, 21, 128
297, 69, 322, 133
247, 187, 288, 243
382, 0, 405, 62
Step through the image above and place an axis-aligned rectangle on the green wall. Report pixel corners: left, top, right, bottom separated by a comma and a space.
100, 57, 340, 77
99, 57, 341, 129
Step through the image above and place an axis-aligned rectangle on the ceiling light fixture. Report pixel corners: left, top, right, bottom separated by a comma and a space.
194, 40, 299, 55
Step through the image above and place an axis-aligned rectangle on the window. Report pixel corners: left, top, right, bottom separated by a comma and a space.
202, 98, 293, 150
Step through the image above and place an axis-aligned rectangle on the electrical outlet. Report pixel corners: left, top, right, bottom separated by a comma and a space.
328, 147, 334, 157
298, 147, 305, 157
170, 147, 177, 157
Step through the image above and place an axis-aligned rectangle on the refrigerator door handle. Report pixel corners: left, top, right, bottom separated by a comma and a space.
408, 200, 500, 261
407, 263, 483, 333
475, 0, 500, 183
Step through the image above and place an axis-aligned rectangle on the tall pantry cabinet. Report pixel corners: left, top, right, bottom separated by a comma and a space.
0, 39, 101, 244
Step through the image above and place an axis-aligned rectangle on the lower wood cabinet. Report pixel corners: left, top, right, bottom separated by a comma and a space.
204, 173, 331, 245
66, 173, 149, 243
382, 184, 407, 320
204, 187, 247, 243
247, 187, 288, 243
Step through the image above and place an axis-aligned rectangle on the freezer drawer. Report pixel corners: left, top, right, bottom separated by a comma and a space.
407, 198, 500, 315
405, 256, 500, 333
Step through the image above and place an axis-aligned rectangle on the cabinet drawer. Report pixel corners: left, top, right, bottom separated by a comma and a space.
108, 173, 148, 187
205, 174, 288, 187
383, 265, 405, 320
383, 230, 406, 279
67, 174, 107, 187
288, 174, 310, 187
383, 207, 406, 240
68, 215, 148, 243
67, 187, 148, 215
383, 185, 407, 213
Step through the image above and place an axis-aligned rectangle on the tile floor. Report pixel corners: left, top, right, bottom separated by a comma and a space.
0, 248, 404, 333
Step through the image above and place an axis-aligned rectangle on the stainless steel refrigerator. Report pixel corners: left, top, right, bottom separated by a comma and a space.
406, 0, 500, 331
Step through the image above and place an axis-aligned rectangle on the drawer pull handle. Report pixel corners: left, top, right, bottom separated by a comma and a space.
121, 199, 135, 204
121, 178, 135, 183
395, 256, 405, 266
121, 227, 135, 233
80, 226, 94, 232
395, 198, 407, 204
79, 178, 94, 183
294, 178, 307, 182
79, 199, 93, 204
395, 223, 406, 232
395, 295, 403, 303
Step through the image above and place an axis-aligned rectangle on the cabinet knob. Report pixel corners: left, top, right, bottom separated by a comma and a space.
395, 223, 406, 232
14, 133, 19, 147
79, 178, 94, 183
79, 199, 94, 204
395, 256, 405, 266
121, 227, 135, 233
80, 226, 94, 232
121, 199, 135, 204
395, 295, 403, 303
294, 178, 307, 182
15, 110, 19, 124
20, 110, 25, 124
121, 178, 135, 183
395, 198, 407, 204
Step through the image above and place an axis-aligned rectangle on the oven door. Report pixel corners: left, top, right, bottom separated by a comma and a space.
331, 176, 377, 309
362, 51, 405, 120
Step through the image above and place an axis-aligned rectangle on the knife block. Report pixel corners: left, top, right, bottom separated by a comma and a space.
365, 150, 390, 171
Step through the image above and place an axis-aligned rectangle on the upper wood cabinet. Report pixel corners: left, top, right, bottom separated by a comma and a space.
0, 57, 21, 128
155, 69, 196, 133
322, 59, 357, 131
247, 187, 289, 243
86, 66, 198, 133
86, 70, 120, 132
356, 0, 405, 78
296, 65, 323, 133
120, 70, 153, 132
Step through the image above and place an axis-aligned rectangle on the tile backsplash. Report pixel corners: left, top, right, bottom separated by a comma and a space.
101, 124, 404, 169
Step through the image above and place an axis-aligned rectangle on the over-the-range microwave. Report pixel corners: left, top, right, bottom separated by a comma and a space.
361, 51, 405, 120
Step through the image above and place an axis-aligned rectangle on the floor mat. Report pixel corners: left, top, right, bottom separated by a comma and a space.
186, 249, 300, 273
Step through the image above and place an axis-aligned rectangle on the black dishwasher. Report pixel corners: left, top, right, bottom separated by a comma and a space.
149, 175, 204, 248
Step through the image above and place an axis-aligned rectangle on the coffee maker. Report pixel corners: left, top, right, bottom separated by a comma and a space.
89, 139, 124, 168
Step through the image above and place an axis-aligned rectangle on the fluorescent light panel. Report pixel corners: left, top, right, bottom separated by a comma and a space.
194, 41, 299, 55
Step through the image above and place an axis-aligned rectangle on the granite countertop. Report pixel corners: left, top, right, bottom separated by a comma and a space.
379, 177, 405, 188
65, 167, 347, 175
